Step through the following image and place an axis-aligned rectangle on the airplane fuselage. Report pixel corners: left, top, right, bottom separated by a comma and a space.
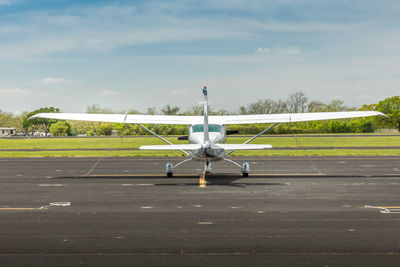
188, 124, 227, 162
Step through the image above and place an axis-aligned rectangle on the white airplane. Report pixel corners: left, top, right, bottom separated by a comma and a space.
31, 86, 386, 177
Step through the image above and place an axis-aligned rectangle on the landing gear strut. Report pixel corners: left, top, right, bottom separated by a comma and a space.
165, 158, 193, 177
223, 158, 250, 177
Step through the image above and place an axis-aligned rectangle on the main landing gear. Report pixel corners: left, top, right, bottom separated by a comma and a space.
223, 158, 250, 177
241, 162, 250, 177
166, 159, 249, 177
166, 162, 174, 177
165, 158, 193, 177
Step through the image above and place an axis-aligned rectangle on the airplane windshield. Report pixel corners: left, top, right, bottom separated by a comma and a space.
192, 124, 222, 133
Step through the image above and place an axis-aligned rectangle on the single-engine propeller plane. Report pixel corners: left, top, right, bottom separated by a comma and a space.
31, 87, 386, 177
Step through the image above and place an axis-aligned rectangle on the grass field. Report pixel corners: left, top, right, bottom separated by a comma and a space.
0, 135, 399, 157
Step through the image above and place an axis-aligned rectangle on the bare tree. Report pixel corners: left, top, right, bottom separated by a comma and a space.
146, 107, 157, 115
272, 99, 288, 113
161, 105, 180, 115
247, 99, 275, 114
239, 106, 248, 115
287, 92, 308, 113
183, 105, 203, 115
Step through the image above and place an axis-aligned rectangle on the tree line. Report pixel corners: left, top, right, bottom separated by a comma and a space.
1, 93, 399, 136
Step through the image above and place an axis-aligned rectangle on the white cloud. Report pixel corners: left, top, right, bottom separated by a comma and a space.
255, 46, 302, 55
39, 77, 69, 85
255, 47, 270, 53
97, 90, 121, 96
0, 88, 32, 96
171, 88, 194, 96
0, 0, 11, 5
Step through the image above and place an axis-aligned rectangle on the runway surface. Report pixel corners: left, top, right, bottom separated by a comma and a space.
0, 156, 400, 266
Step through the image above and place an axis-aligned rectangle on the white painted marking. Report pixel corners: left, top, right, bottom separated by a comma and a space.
256, 211, 265, 214
176, 206, 183, 209
45, 176, 53, 179
114, 236, 125, 239
365, 205, 400, 214
338, 161, 347, 164
121, 184, 133, 186
193, 205, 202, 208
136, 184, 154, 186
39, 184, 64, 187
49, 202, 71, 207
342, 205, 351, 208
198, 222, 214, 225
347, 229, 355, 232
393, 168, 400, 171
15, 174, 23, 177
231, 206, 240, 209
40, 202, 71, 210
141, 206, 154, 209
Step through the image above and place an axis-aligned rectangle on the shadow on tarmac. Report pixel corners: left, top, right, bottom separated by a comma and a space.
54, 174, 290, 187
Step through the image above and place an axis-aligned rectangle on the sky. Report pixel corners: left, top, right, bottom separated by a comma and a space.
0, 0, 399, 114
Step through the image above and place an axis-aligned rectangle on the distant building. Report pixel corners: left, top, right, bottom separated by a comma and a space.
375, 128, 399, 133
0, 127, 17, 137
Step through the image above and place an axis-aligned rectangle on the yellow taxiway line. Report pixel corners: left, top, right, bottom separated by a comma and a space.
0, 208, 41, 211
199, 173, 206, 188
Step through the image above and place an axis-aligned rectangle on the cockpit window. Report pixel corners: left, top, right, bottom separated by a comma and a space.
192, 124, 222, 133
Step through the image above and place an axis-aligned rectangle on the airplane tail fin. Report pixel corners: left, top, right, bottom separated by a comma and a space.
202, 86, 209, 144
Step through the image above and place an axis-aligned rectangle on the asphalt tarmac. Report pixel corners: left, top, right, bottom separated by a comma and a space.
0, 156, 400, 266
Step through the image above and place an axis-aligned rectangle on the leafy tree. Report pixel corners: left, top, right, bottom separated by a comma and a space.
0, 110, 14, 126
23, 107, 61, 136
307, 101, 327, 112
98, 124, 113, 135
375, 96, 400, 130
325, 100, 356, 111
359, 103, 377, 111
49, 121, 71, 136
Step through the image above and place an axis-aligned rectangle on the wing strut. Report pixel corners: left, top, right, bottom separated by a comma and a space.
225, 123, 279, 156
136, 123, 190, 156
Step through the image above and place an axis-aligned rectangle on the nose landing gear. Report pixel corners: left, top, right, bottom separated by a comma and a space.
205, 161, 212, 173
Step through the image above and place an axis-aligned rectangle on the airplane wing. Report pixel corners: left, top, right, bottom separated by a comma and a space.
31, 111, 386, 125
140, 144, 272, 150
140, 144, 202, 150
30, 113, 199, 125
214, 144, 272, 150
209, 111, 387, 124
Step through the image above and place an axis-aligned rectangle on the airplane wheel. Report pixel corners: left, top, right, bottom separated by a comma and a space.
241, 162, 250, 177
166, 162, 174, 177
